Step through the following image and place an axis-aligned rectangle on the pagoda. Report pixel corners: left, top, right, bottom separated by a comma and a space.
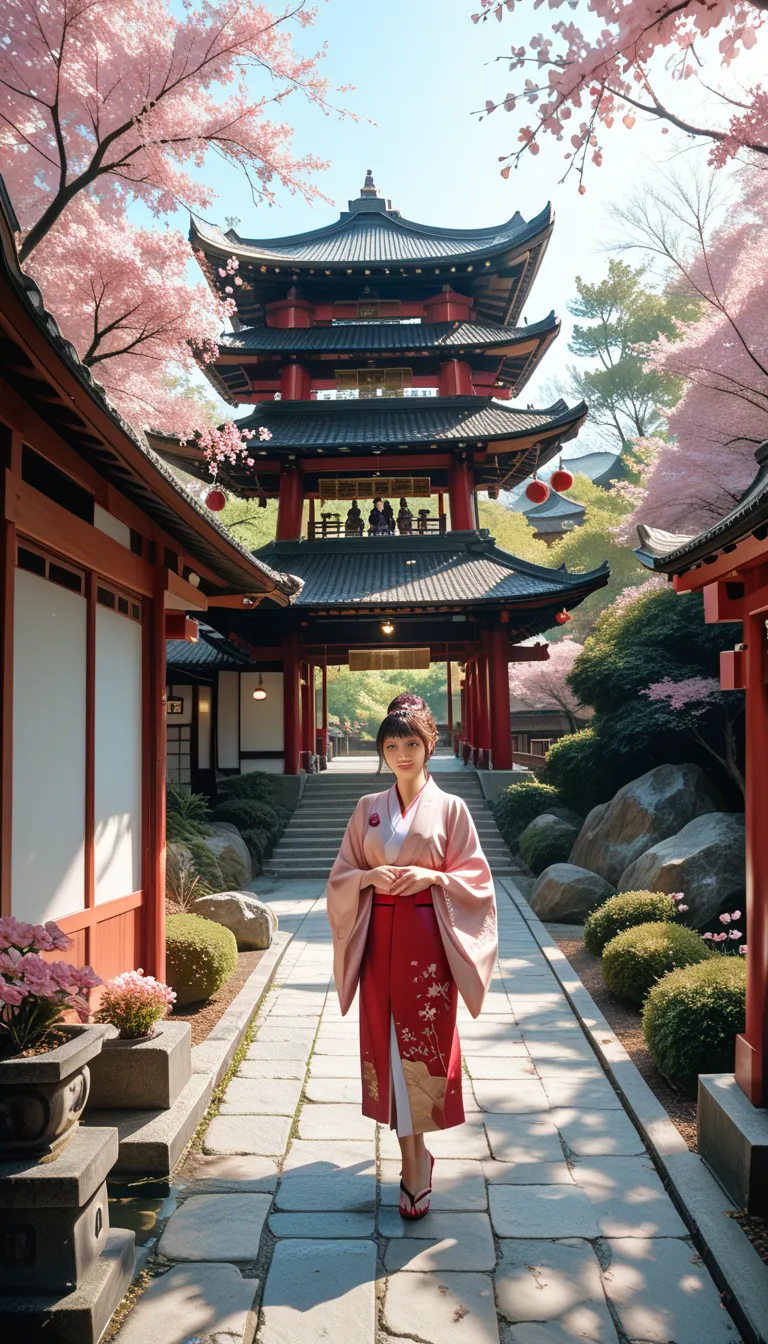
160, 173, 608, 773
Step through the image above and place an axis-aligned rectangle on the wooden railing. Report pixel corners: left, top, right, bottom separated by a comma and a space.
308, 513, 448, 540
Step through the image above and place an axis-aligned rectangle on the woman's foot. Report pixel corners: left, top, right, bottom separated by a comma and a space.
398, 1147, 434, 1220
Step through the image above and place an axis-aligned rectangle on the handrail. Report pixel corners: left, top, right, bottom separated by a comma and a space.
308, 514, 448, 540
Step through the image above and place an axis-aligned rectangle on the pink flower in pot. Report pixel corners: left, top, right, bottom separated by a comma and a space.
96, 970, 176, 1040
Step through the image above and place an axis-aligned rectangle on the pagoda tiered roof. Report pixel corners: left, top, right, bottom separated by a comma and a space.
210, 313, 559, 403
191, 175, 553, 326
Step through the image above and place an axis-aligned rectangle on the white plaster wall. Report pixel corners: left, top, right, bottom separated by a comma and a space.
217, 671, 240, 769
240, 672, 284, 752
241, 757, 284, 774
198, 686, 212, 769
12, 568, 86, 922
94, 606, 142, 904
94, 504, 131, 549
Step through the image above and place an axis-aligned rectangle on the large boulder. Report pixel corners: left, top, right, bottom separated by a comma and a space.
201, 826, 252, 887
529, 864, 616, 924
518, 814, 581, 876
618, 813, 745, 927
568, 764, 720, 886
192, 891, 278, 950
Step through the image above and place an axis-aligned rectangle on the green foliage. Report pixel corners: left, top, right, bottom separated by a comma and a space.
518, 815, 578, 875
477, 499, 550, 565
187, 840, 224, 896
642, 957, 747, 1096
166, 786, 213, 844
242, 827, 270, 869
219, 772, 286, 810
215, 844, 247, 891
563, 585, 743, 804
213, 798, 280, 838
602, 922, 713, 1006
584, 890, 676, 956
326, 664, 461, 735
166, 913, 238, 1007
543, 728, 618, 812
221, 496, 280, 550
492, 780, 562, 849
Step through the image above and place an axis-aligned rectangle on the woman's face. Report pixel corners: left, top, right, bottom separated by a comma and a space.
382, 733, 427, 780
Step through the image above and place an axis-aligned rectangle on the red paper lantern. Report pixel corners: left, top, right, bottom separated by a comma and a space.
525, 478, 549, 505
550, 468, 574, 493
205, 488, 227, 512
555, 609, 571, 625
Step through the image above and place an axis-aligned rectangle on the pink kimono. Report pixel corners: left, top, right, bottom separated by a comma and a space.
326, 776, 497, 1135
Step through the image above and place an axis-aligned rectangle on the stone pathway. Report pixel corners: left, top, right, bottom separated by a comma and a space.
116, 873, 742, 1344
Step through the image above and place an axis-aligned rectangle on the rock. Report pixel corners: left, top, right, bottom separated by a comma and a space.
192, 891, 277, 949
518, 814, 580, 876
618, 812, 745, 927
568, 764, 719, 886
203, 828, 252, 886
529, 864, 615, 924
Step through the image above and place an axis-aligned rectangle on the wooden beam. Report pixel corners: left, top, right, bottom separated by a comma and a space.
703, 579, 745, 623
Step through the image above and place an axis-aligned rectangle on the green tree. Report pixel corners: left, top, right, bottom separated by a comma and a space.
563, 260, 699, 453
477, 499, 550, 565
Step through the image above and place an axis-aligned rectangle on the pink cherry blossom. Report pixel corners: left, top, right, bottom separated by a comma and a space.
44, 922, 71, 951
740, 945, 748, 955
508, 637, 589, 732
720, 913, 732, 924
0, 916, 37, 950
729, 930, 743, 939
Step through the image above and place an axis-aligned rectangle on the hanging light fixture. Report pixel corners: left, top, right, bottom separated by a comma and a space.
252, 671, 267, 700
381, 620, 395, 635
550, 459, 574, 493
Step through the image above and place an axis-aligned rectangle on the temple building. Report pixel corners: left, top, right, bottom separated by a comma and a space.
160, 173, 608, 773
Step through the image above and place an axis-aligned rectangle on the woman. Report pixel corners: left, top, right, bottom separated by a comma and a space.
368, 496, 389, 534
326, 695, 497, 1220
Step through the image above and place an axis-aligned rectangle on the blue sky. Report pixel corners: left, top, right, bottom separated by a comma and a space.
176, 0, 760, 434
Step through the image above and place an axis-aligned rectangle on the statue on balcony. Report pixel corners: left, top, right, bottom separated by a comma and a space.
397, 498, 413, 533
369, 497, 393, 535
345, 501, 364, 536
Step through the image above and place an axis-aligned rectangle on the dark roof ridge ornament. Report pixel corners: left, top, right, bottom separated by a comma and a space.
346, 168, 399, 218
361, 168, 378, 197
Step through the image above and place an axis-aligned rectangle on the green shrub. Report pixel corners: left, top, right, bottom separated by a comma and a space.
492, 780, 561, 849
584, 890, 676, 956
218, 772, 288, 815
602, 922, 713, 1006
643, 956, 746, 1095
518, 815, 578, 875
216, 844, 247, 890
166, 913, 238, 1006
543, 728, 621, 814
242, 827, 270, 869
213, 798, 281, 837
187, 840, 224, 896
166, 786, 213, 844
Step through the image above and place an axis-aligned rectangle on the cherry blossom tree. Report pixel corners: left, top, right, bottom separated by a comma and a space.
473, 0, 768, 189
619, 167, 768, 533
508, 637, 588, 731
0, 0, 341, 460
642, 674, 744, 794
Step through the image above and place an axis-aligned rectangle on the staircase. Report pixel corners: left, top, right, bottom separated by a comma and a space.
264, 769, 523, 881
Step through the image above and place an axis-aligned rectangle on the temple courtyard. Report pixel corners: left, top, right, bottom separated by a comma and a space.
110, 766, 743, 1344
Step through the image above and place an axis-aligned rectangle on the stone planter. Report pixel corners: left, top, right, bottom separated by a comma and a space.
0, 1025, 114, 1158
87, 1020, 192, 1111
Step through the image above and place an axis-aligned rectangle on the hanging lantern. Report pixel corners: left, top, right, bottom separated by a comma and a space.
252, 671, 267, 701
555, 609, 571, 625
526, 475, 549, 505
206, 488, 227, 512
550, 461, 574, 493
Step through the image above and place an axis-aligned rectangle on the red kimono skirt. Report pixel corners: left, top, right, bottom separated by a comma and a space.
359, 888, 464, 1134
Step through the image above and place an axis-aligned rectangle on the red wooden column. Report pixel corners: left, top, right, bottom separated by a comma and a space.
736, 605, 768, 1104
282, 632, 301, 774
144, 567, 167, 980
0, 431, 21, 916
276, 465, 304, 541
457, 673, 466, 759
280, 364, 311, 401
470, 661, 482, 767
462, 665, 473, 765
476, 655, 491, 770
448, 456, 476, 532
300, 663, 315, 773
446, 660, 453, 747
488, 627, 513, 771
318, 654, 329, 770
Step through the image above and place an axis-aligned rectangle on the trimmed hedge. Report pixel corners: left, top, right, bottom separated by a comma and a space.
242, 827, 270, 869
166, 912, 238, 1007
543, 728, 617, 815
518, 815, 578, 876
492, 780, 562, 850
602, 922, 713, 1006
584, 890, 676, 957
218, 771, 288, 815
212, 798, 280, 838
643, 956, 746, 1096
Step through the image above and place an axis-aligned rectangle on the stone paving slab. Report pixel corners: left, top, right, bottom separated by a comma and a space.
276, 1139, 376, 1211
203, 1114, 292, 1157
380, 1211, 496, 1271
379, 1159, 488, 1210
237, 1059, 306, 1080
540, 1077, 624, 1110
384, 1270, 501, 1344
572, 1157, 687, 1238
378, 1118, 491, 1160
489, 1185, 600, 1239
114, 1262, 258, 1344
259, 1239, 377, 1344
297, 1102, 376, 1141
268, 1211, 374, 1238
220, 1077, 303, 1116
485, 1114, 565, 1165
472, 1079, 551, 1114
308, 1054, 361, 1077
495, 1238, 617, 1343
304, 1075, 362, 1104
600, 1236, 742, 1342
463, 1056, 537, 1079
483, 1159, 574, 1186
550, 1108, 646, 1158
177, 1154, 279, 1193
157, 1193, 272, 1261
245, 1040, 314, 1062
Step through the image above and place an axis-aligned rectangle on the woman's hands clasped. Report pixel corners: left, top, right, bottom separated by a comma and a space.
366, 865, 441, 896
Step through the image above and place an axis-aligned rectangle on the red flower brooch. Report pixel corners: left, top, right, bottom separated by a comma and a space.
369, 812, 381, 827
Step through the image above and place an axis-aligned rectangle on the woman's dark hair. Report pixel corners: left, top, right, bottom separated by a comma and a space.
376, 701, 439, 767
373, 495, 382, 505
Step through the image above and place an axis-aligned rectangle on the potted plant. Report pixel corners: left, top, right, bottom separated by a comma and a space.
89, 969, 189, 1110
0, 915, 106, 1156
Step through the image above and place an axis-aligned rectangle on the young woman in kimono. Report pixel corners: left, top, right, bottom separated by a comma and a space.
326, 695, 497, 1220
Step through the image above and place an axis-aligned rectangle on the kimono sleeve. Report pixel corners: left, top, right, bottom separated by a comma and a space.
430, 795, 498, 1017
326, 796, 379, 1013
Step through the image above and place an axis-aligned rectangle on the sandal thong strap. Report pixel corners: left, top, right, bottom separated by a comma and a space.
399, 1178, 431, 1211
